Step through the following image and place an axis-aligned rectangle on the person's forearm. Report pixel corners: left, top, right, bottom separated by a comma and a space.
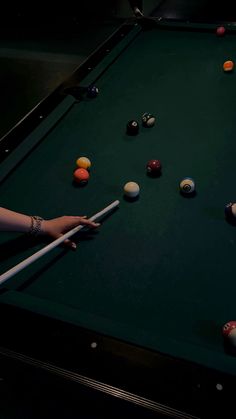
0, 207, 32, 233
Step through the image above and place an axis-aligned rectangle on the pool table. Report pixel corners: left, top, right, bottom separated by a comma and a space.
1, 17, 236, 418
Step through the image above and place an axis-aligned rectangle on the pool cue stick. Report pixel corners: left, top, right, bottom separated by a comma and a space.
0, 200, 120, 285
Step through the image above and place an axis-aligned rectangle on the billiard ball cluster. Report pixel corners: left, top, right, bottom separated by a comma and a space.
124, 113, 161, 198
126, 112, 155, 135
124, 112, 197, 199
74, 43, 236, 351
73, 156, 91, 185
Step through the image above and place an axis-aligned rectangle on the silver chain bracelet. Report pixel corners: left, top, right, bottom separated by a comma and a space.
28, 216, 44, 236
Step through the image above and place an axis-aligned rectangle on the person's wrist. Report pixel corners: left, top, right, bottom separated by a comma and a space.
28, 216, 44, 236
37, 219, 48, 236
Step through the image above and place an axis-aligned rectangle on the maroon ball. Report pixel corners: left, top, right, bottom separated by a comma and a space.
146, 159, 162, 174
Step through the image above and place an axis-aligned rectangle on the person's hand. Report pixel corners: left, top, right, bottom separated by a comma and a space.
40, 216, 100, 250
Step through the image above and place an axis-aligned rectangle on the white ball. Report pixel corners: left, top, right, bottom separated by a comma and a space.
124, 181, 140, 198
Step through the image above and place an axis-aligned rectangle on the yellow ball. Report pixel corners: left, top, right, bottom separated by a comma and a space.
76, 157, 91, 170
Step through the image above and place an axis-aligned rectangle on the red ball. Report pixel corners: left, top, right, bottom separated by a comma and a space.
222, 321, 236, 347
73, 168, 90, 185
216, 26, 226, 36
146, 159, 162, 174
222, 321, 236, 337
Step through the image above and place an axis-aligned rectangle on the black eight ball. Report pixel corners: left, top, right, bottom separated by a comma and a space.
126, 120, 139, 135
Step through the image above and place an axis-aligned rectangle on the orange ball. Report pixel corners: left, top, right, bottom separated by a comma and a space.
223, 60, 234, 72
73, 168, 90, 185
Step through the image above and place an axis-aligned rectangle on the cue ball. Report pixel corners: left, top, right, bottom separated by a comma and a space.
222, 321, 236, 346
73, 168, 90, 185
142, 112, 155, 127
123, 181, 140, 198
146, 159, 162, 174
179, 177, 195, 195
126, 120, 139, 135
76, 156, 91, 170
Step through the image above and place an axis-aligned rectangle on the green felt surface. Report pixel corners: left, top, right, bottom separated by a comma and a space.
1, 23, 236, 374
